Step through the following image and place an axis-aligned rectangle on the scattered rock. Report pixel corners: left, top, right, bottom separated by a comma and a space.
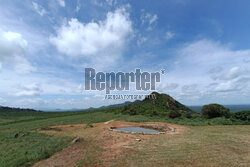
169, 127, 175, 132
110, 126, 116, 129
14, 133, 19, 139
20, 133, 26, 137
40, 127, 62, 131
135, 138, 141, 142
72, 137, 81, 143
104, 120, 114, 124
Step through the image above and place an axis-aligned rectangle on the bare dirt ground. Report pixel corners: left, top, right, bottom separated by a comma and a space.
33, 121, 185, 167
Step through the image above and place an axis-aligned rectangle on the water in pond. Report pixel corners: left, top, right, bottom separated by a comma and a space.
117, 127, 160, 134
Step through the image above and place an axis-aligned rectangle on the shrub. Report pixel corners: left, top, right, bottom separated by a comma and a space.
202, 104, 230, 118
168, 110, 181, 118
151, 110, 159, 116
231, 110, 250, 121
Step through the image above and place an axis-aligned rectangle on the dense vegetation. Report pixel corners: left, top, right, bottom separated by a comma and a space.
107, 92, 250, 125
120, 92, 198, 118
201, 104, 230, 118
231, 110, 250, 121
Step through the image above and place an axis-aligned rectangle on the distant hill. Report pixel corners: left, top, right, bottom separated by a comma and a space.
120, 92, 197, 117
98, 101, 132, 109
0, 106, 40, 114
0, 106, 83, 125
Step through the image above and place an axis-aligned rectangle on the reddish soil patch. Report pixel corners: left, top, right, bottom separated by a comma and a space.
33, 121, 186, 167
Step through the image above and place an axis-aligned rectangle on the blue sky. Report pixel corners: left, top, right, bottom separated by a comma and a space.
0, 0, 250, 110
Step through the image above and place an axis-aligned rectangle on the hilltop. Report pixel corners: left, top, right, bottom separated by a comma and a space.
120, 92, 197, 117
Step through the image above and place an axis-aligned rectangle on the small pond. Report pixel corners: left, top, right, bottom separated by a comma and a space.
116, 127, 160, 134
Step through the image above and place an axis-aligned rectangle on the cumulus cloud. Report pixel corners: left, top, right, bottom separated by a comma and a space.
0, 30, 35, 74
0, 31, 27, 61
175, 39, 250, 79
157, 39, 250, 104
32, 2, 46, 16
50, 8, 132, 68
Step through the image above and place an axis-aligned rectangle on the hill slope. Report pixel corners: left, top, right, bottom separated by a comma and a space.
120, 92, 196, 117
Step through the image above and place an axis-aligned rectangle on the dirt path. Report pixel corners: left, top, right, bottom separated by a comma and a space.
32, 121, 186, 167
33, 142, 86, 167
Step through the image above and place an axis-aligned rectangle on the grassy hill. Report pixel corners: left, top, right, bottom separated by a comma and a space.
0, 106, 87, 125
120, 92, 197, 117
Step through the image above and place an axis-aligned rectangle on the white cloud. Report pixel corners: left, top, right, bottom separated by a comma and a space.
222, 66, 242, 80
158, 83, 179, 92
214, 81, 237, 92
157, 39, 250, 104
32, 2, 46, 16
13, 57, 36, 74
165, 31, 175, 40
0, 29, 35, 74
57, 0, 65, 7
50, 8, 132, 68
15, 83, 42, 97
141, 10, 158, 31
0, 31, 27, 61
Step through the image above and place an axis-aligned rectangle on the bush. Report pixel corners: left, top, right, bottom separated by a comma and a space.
202, 104, 230, 118
185, 113, 193, 118
231, 110, 250, 121
168, 110, 181, 118
151, 110, 159, 116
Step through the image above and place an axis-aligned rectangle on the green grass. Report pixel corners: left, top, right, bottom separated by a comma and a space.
0, 132, 72, 167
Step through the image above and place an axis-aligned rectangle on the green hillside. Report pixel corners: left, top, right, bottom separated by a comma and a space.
120, 92, 197, 117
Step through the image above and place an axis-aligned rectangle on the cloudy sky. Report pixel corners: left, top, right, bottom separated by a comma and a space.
0, 0, 250, 110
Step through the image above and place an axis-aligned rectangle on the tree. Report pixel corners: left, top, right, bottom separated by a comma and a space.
202, 104, 230, 118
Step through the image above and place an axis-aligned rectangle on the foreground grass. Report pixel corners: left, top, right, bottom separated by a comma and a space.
112, 125, 250, 167
136, 125, 250, 166
0, 110, 249, 167
0, 111, 153, 167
